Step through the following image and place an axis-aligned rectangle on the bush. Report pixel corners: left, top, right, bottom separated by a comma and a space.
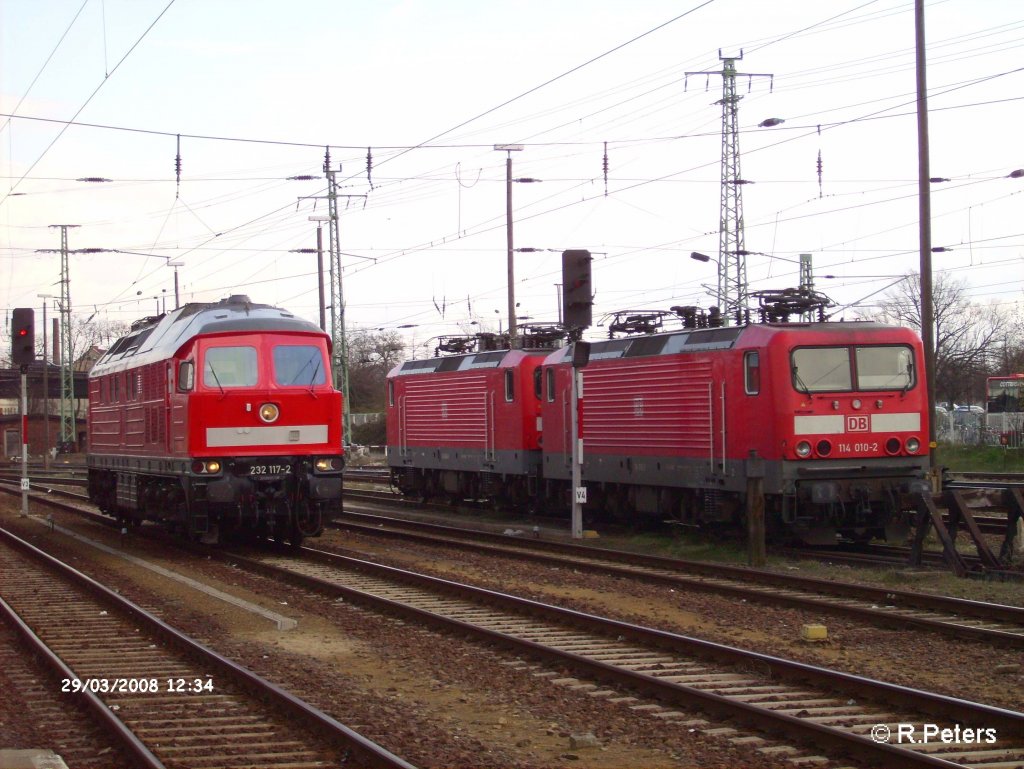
351, 419, 386, 448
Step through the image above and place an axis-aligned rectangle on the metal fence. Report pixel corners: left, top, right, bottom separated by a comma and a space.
934, 409, 1023, 447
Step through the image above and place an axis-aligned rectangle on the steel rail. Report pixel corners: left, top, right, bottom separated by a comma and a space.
0, 594, 165, 769
9, 482, 1022, 648
330, 509, 1024, 642
213, 544, 1024, 769
0, 526, 418, 769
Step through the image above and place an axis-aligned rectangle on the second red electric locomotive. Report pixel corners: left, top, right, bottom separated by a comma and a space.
387, 346, 546, 507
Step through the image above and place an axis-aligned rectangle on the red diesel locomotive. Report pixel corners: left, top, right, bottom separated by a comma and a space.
387, 315, 931, 543
88, 295, 345, 545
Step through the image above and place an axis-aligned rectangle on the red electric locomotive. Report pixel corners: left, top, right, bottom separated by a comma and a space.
386, 295, 931, 543
539, 315, 931, 543
87, 295, 344, 545
386, 342, 547, 508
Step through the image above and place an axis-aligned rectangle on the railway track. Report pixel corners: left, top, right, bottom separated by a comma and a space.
7, 481, 1024, 766
7, 463, 1022, 588
0, 619, 136, 768
329, 507, 1024, 648
212, 542, 1024, 768
0, 525, 415, 769
947, 472, 1024, 489
3, 465, 1016, 535
6, 478, 1024, 648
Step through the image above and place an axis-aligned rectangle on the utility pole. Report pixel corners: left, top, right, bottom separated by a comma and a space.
168, 261, 184, 309
686, 52, 772, 324
306, 216, 329, 332
49, 224, 79, 451
915, 0, 938, 464
289, 220, 328, 332
494, 144, 524, 348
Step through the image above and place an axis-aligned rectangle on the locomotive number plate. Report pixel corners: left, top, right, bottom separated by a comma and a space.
249, 464, 292, 475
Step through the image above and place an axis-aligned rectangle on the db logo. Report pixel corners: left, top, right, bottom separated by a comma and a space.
846, 415, 869, 432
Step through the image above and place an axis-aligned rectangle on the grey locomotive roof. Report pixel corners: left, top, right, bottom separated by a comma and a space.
391, 320, 910, 375
90, 295, 326, 377
392, 348, 548, 376
519, 320, 907, 366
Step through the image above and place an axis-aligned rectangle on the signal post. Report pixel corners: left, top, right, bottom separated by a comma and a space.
562, 250, 593, 539
12, 308, 35, 516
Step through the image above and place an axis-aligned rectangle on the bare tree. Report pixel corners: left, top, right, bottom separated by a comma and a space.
66, 315, 132, 371
991, 301, 1024, 376
867, 272, 1007, 405
345, 329, 405, 412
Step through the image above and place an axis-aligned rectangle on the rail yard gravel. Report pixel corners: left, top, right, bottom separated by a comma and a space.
1, 500, 783, 768
317, 523, 1024, 713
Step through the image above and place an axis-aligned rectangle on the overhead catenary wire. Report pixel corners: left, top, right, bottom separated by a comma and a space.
4, 1, 1021, 329
0, 0, 179, 207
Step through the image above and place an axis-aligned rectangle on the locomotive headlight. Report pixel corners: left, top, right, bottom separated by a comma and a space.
852, 399, 862, 410
258, 403, 280, 423
315, 457, 339, 472
190, 460, 222, 474
206, 460, 221, 474
905, 437, 921, 454
795, 441, 812, 458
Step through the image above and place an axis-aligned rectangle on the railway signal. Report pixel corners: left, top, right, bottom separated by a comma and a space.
561, 249, 593, 334
11, 307, 35, 365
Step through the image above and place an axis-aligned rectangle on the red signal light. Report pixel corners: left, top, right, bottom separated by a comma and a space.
11, 307, 35, 365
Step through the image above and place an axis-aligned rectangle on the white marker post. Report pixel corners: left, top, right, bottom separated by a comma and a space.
569, 342, 590, 538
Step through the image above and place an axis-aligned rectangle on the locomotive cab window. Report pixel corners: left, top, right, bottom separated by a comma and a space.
792, 346, 851, 392
177, 361, 194, 392
534, 368, 542, 400
744, 351, 760, 394
504, 369, 515, 402
855, 345, 914, 390
545, 367, 556, 402
203, 346, 257, 388
791, 345, 915, 393
388, 380, 395, 406
273, 345, 326, 386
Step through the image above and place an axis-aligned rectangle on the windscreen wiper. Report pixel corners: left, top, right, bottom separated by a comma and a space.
207, 364, 226, 398
793, 366, 811, 395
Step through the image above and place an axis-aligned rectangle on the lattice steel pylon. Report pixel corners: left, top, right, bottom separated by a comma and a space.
686, 51, 772, 324
324, 159, 350, 443
320, 151, 366, 445
49, 224, 78, 448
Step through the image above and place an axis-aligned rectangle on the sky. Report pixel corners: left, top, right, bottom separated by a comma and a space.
2, 0, 1022, 358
